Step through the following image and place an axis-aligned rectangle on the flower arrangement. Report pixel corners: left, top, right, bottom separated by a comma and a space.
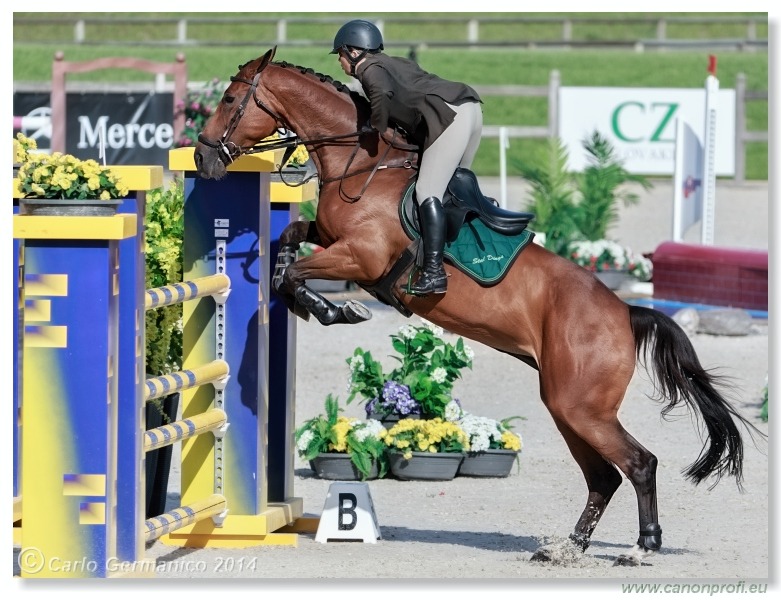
346, 322, 474, 419
568, 239, 652, 281
295, 394, 388, 480
381, 418, 470, 460
174, 78, 223, 148
14, 133, 128, 200
457, 413, 524, 453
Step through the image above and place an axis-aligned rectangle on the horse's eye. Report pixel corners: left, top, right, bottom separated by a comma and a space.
223, 95, 235, 105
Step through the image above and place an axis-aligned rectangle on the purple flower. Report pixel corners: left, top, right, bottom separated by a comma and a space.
365, 397, 379, 417
381, 381, 421, 415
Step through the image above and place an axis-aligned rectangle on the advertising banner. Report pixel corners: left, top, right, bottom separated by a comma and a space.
558, 87, 735, 176
13, 91, 174, 166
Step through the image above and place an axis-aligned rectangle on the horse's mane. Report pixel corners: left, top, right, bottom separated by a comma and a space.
274, 61, 353, 95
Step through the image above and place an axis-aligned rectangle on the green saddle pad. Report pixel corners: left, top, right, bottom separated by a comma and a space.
400, 187, 535, 286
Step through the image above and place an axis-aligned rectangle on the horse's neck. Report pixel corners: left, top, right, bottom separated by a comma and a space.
267, 65, 405, 181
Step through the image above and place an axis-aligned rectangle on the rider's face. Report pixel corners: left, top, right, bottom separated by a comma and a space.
337, 49, 352, 75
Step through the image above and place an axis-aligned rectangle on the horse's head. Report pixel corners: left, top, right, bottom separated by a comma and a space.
194, 48, 286, 180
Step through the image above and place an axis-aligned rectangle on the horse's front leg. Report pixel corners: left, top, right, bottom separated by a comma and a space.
282, 241, 374, 326
272, 220, 320, 321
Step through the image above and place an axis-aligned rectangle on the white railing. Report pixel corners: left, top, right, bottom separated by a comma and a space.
12, 14, 768, 50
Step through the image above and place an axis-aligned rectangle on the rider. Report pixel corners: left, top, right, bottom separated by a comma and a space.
331, 19, 483, 296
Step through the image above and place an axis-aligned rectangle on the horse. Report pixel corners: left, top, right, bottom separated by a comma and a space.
194, 47, 758, 566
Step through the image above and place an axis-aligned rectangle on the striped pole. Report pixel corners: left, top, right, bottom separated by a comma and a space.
143, 494, 227, 542
144, 359, 229, 401
144, 408, 227, 453
145, 273, 230, 310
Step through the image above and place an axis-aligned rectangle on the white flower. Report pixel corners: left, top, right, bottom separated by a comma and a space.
348, 356, 364, 373
458, 414, 503, 452
353, 419, 385, 442
398, 324, 417, 339
431, 367, 447, 384
296, 429, 314, 453
463, 344, 474, 361
444, 400, 462, 422
421, 320, 444, 337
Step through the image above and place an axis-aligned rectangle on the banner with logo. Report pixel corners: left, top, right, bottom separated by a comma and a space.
558, 87, 735, 176
13, 91, 174, 166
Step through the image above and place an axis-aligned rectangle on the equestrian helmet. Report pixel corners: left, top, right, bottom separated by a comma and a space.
330, 20, 384, 54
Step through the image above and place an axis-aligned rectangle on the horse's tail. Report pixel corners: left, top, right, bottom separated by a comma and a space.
629, 305, 750, 489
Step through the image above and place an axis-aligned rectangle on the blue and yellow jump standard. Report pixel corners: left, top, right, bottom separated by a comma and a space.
14, 208, 137, 578
165, 148, 317, 547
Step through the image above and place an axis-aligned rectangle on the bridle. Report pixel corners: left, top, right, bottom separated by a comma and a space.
197, 59, 419, 196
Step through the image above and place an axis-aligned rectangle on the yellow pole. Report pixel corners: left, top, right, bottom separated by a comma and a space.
145, 274, 230, 310
143, 409, 227, 453
143, 494, 227, 542
144, 360, 229, 401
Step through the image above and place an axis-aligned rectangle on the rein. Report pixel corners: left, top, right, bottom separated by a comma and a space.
198, 60, 420, 193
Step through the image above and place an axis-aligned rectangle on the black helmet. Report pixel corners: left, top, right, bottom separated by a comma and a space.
330, 19, 384, 54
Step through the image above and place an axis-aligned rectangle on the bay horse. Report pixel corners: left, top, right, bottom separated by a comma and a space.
194, 48, 757, 566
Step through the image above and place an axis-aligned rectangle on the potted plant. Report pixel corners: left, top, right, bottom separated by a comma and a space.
382, 418, 470, 481
14, 133, 129, 214
514, 130, 653, 269
295, 394, 388, 481
567, 239, 653, 288
346, 321, 474, 422
457, 413, 524, 478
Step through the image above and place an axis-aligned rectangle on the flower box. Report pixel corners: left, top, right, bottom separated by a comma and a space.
309, 453, 379, 481
458, 449, 518, 478
19, 198, 123, 217
388, 451, 464, 481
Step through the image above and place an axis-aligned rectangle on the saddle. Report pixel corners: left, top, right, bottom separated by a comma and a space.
402, 167, 534, 240
360, 168, 536, 317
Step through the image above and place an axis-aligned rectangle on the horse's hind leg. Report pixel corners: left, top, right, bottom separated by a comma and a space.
531, 417, 623, 561
556, 406, 661, 566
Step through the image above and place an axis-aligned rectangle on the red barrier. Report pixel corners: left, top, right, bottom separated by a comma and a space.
652, 242, 767, 311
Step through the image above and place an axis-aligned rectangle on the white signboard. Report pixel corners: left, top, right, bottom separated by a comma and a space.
558, 87, 735, 176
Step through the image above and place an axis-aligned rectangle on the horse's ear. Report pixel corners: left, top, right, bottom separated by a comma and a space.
257, 47, 277, 73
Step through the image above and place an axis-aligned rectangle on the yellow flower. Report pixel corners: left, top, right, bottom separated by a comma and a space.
501, 430, 522, 452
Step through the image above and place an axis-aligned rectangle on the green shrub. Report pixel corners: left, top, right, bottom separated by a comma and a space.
144, 177, 184, 376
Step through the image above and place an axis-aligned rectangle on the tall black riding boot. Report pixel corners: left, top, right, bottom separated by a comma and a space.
409, 196, 448, 296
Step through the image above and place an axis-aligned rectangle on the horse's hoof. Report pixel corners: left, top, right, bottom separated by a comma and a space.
530, 537, 586, 565
343, 300, 372, 324
292, 301, 311, 321
613, 545, 654, 567
613, 555, 640, 567
529, 548, 552, 562
637, 523, 662, 551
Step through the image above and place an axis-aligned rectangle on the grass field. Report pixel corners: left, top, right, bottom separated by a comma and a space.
12, 12, 768, 179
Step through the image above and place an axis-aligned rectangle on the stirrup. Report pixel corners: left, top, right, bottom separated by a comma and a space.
407, 269, 448, 296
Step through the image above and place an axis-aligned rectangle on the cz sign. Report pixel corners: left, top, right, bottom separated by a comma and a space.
558, 87, 736, 176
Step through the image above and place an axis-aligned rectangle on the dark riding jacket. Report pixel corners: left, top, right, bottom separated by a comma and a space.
354, 53, 481, 150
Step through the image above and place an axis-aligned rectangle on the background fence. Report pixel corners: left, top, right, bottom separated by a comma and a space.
13, 14, 768, 51
13, 68, 767, 184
